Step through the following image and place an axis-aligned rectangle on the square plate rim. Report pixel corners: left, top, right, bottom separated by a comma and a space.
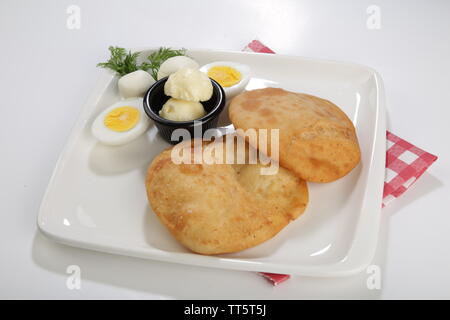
37, 48, 386, 277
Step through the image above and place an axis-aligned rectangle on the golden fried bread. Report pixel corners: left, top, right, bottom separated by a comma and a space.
145, 137, 308, 255
229, 88, 361, 182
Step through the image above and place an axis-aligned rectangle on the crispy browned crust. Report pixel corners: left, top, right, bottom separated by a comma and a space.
145, 137, 308, 255
229, 88, 361, 183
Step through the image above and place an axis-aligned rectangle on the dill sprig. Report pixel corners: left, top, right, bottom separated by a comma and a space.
97, 46, 187, 79
97, 46, 151, 76
146, 47, 187, 80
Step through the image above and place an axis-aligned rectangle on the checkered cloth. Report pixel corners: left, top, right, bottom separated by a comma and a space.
243, 40, 438, 285
383, 131, 437, 207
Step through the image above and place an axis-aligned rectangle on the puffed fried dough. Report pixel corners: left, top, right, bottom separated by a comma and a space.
229, 88, 361, 182
145, 137, 308, 255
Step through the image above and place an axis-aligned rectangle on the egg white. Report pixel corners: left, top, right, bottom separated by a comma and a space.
118, 70, 155, 99
157, 56, 199, 80
199, 61, 250, 100
91, 98, 150, 146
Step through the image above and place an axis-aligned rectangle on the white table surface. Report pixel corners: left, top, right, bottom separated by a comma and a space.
1, 0, 449, 299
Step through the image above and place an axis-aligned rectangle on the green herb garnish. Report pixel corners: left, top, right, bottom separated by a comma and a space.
146, 47, 187, 80
97, 46, 151, 76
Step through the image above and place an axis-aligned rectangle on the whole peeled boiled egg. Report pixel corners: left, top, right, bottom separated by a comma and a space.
199, 61, 250, 100
118, 70, 155, 98
157, 56, 199, 80
91, 98, 150, 146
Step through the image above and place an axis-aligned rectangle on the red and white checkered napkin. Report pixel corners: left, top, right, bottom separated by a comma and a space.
243, 40, 438, 285
382, 131, 437, 207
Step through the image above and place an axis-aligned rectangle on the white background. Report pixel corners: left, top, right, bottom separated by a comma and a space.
1, 0, 449, 299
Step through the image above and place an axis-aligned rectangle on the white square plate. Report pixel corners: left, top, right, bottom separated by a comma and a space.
38, 48, 386, 277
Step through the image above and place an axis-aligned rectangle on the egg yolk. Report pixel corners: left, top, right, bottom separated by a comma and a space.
104, 106, 140, 132
207, 66, 241, 87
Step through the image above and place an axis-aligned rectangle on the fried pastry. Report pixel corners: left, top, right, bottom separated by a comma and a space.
145, 136, 308, 255
229, 88, 361, 182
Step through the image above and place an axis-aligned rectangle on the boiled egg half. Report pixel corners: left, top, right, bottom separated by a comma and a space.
91, 98, 150, 146
199, 61, 250, 99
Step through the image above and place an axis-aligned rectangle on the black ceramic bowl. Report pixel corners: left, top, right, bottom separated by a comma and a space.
143, 77, 226, 144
